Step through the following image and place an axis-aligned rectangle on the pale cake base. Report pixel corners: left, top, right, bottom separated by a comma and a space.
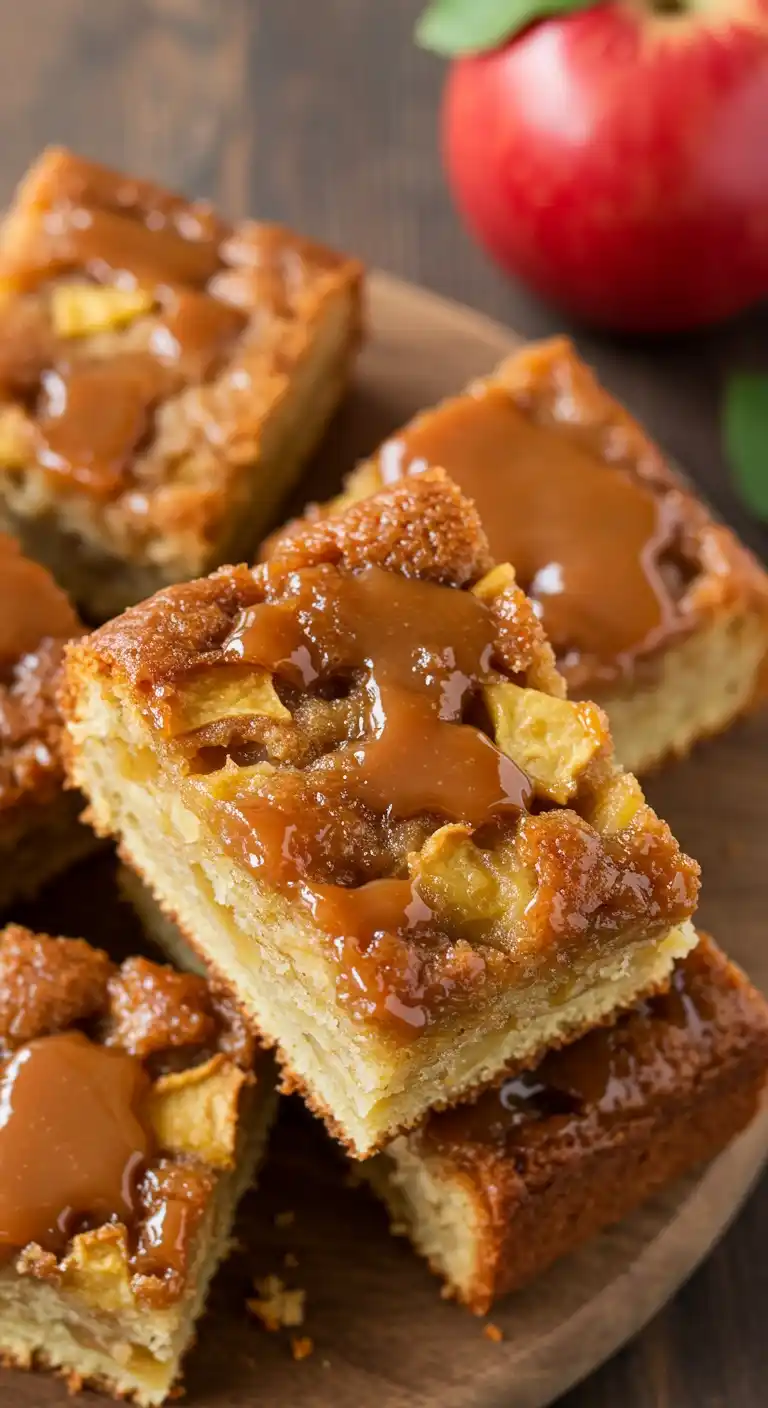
598, 610, 768, 776
70, 672, 698, 1157
0, 290, 358, 621
0, 1071, 277, 1406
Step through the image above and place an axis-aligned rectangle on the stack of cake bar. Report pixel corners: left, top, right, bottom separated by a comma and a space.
0, 148, 767, 1406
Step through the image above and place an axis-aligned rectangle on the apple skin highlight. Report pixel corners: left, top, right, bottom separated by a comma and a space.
443, 0, 768, 331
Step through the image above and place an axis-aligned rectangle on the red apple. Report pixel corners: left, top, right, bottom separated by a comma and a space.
443, 1, 768, 331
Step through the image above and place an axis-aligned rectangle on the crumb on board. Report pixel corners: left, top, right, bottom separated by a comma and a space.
247, 1275, 305, 1332
284, 1251, 299, 1269
275, 1210, 295, 1229
291, 1336, 314, 1362
483, 1323, 504, 1343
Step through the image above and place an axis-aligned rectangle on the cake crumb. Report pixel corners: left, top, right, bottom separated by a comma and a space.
291, 1336, 314, 1362
284, 1251, 299, 1269
322, 1359, 331, 1369
275, 1210, 295, 1229
66, 1371, 84, 1396
483, 1323, 504, 1343
247, 1275, 305, 1332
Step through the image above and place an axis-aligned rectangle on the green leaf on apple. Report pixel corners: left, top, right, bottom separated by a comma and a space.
724, 374, 768, 522
417, 0, 585, 54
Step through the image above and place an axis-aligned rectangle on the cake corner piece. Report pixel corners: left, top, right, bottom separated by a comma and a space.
0, 921, 276, 1405
365, 933, 768, 1313
0, 145, 364, 620
283, 332, 768, 775
62, 469, 700, 1158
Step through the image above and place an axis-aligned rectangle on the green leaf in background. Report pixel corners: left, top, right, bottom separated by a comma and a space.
416, 0, 585, 56
724, 374, 768, 522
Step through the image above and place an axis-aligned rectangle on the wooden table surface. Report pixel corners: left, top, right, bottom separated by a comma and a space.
0, 1, 766, 1403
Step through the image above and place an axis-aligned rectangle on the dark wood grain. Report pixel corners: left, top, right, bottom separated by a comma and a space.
0, 3, 765, 1405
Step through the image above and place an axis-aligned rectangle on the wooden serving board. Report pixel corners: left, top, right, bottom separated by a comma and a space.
4, 273, 768, 1408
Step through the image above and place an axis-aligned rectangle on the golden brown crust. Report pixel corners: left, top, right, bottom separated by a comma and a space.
0, 925, 113, 1048
516, 808, 699, 949
264, 468, 493, 587
0, 146, 364, 574
68, 471, 495, 699
0, 922, 266, 1308
403, 935, 768, 1311
0, 922, 249, 1071
0, 635, 84, 817
105, 956, 218, 1060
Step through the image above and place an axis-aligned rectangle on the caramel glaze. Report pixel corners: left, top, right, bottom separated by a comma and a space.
0, 532, 80, 667
0, 152, 290, 495
218, 562, 531, 1031
422, 952, 718, 1158
378, 388, 687, 688
0, 1030, 152, 1258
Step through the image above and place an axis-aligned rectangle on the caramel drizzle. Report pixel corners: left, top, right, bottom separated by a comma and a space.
0, 1031, 152, 1256
424, 959, 717, 1152
0, 532, 79, 666
378, 387, 685, 684
219, 564, 531, 1027
3, 154, 255, 495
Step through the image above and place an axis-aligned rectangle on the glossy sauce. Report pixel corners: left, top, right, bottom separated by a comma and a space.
218, 563, 531, 1029
5, 152, 250, 496
37, 354, 177, 495
0, 532, 80, 665
424, 957, 717, 1154
138, 1197, 190, 1277
0, 1030, 152, 1256
378, 388, 685, 685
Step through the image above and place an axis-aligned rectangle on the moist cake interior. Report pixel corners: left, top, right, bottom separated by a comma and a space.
0, 924, 275, 1406
63, 472, 700, 1156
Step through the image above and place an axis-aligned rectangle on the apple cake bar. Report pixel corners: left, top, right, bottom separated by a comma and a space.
366, 933, 768, 1312
275, 337, 768, 774
0, 531, 97, 907
61, 470, 700, 1157
0, 146, 363, 620
0, 922, 276, 1405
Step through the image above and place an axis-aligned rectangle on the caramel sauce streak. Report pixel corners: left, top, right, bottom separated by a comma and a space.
4, 154, 251, 496
36, 354, 179, 495
0, 532, 80, 665
424, 958, 717, 1153
217, 564, 531, 1028
378, 388, 685, 683
0, 1031, 152, 1256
